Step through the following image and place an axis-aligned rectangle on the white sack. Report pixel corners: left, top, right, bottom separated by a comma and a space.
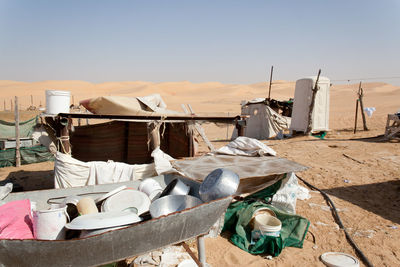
54, 152, 156, 188
271, 172, 298, 214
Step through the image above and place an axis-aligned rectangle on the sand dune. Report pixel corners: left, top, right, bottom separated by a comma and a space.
0, 79, 399, 131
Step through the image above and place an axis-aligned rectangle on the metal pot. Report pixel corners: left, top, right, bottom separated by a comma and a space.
158, 179, 190, 199
199, 168, 239, 202
149, 195, 203, 218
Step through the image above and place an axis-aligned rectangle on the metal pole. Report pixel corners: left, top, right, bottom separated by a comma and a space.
15, 96, 21, 167
197, 235, 207, 267
268, 65, 273, 100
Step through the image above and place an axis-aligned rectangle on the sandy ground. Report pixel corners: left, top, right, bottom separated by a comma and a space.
0, 80, 399, 266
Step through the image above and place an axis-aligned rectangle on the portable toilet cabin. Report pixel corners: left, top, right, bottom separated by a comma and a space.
290, 76, 330, 133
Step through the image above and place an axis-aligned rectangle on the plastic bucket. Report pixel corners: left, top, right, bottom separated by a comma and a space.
33, 206, 69, 240
253, 213, 282, 237
45, 90, 71, 115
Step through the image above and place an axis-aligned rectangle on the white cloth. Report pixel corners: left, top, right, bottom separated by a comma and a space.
54, 152, 156, 188
215, 136, 277, 157
151, 147, 177, 175
364, 107, 376, 117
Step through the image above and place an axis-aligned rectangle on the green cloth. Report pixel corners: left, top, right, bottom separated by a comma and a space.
0, 145, 54, 167
0, 116, 39, 139
223, 179, 310, 257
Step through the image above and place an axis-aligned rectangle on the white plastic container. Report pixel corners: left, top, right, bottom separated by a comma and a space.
138, 178, 163, 201
45, 90, 71, 115
33, 206, 69, 240
253, 213, 282, 236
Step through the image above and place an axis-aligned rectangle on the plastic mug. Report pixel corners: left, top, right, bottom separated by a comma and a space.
33, 206, 69, 240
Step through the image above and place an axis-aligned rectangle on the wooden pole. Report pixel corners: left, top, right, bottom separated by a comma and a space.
15, 96, 21, 167
268, 65, 274, 100
306, 69, 321, 134
31, 95, 33, 106
10, 99, 13, 111
353, 99, 359, 134
358, 84, 368, 131
3, 100, 5, 111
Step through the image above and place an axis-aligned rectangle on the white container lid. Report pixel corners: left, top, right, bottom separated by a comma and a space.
320, 252, 360, 267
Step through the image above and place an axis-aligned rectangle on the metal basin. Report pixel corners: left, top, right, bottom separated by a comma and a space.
199, 168, 239, 202
158, 178, 190, 199
149, 195, 203, 218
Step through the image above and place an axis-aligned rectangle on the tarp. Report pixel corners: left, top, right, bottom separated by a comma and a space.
172, 154, 307, 195
0, 116, 38, 139
0, 145, 54, 168
232, 103, 291, 140
54, 152, 157, 188
79, 94, 184, 116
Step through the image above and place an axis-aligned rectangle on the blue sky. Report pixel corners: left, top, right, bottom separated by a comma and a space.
0, 0, 399, 84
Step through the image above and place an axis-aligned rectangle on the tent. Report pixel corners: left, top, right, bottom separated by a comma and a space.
232, 98, 291, 140
290, 76, 330, 133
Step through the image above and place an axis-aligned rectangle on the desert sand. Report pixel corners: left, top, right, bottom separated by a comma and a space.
0, 79, 399, 266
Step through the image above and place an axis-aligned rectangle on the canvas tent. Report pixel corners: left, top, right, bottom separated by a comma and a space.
232, 98, 291, 140
290, 76, 330, 133
0, 117, 54, 167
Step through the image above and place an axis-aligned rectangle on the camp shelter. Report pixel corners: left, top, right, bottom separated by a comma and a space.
69, 119, 196, 164
290, 76, 330, 133
0, 116, 54, 167
232, 98, 291, 140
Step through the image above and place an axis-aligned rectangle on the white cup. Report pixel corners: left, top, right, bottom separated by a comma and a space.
139, 178, 162, 198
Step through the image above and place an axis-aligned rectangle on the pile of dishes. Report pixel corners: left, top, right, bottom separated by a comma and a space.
34, 169, 240, 240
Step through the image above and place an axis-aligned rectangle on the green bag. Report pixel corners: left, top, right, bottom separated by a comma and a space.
223, 180, 310, 257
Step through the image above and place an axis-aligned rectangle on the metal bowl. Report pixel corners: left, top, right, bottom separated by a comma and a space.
199, 168, 239, 202
149, 195, 203, 218
158, 178, 190, 199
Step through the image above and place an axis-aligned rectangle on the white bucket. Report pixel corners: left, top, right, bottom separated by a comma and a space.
33, 207, 69, 240
45, 90, 71, 115
253, 213, 282, 237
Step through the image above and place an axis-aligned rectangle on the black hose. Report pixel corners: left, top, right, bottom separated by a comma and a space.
297, 176, 374, 267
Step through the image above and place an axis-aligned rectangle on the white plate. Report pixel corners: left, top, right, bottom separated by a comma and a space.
95, 185, 127, 204
65, 210, 141, 230
101, 189, 151, 215
177, 259, 198, 267
320, 252, 359, 267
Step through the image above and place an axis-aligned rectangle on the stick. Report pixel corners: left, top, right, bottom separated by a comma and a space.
268, 65, 273, 100
358, 83, 368, 131
354, 99, 359, 134
343, 153, 364, 164
15, 96, 21, 167
306, 69, 321, 134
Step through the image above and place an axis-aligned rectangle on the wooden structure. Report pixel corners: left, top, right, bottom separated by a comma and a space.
44, 113, 245, 164
353, 82, 368, 133
384, 114, 400, 140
